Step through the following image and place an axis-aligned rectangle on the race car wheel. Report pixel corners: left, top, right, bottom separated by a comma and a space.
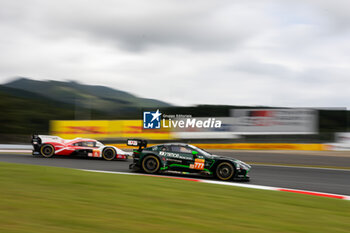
102, 148, 116, 161
40, 144, 55, 158
142, 155, 160, 174
216, 162, 235, 181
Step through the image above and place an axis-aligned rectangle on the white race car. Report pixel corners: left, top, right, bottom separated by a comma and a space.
32, 135, 130, 160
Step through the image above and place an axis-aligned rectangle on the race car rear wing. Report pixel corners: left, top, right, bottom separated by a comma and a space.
31, 135, 42, 153
32, 135, 64, 144
127, 139, 148, 151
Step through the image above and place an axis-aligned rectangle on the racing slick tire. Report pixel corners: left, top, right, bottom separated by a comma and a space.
215, 162, 235, 181
141, 155, 160, 174
102, 147, 116, 161
40, 144, 55, 158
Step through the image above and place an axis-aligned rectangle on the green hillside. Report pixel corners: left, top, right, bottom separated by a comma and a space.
4, 77, 171, 113
0, 86, 76, 135
0, 85, 125, 138
0, 78, 172, 140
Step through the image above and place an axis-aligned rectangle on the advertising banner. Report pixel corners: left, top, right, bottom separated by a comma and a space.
51, 120, 173, 140
142, 109, 234, 139
230, 109, 317, 134
50, 120, 110, 139
172, 117, 239, 139
327, 132, 350, 151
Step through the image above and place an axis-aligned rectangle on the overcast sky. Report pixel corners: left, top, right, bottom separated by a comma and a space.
0, 0, 349, 108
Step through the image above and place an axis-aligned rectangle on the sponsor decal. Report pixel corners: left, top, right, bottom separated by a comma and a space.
166, 158, 182, 163
159, 151, 192, 160
193, 158, 205, 170
93, 149, 100, 157
195, 158, 205, 163
127, 140, 139, 146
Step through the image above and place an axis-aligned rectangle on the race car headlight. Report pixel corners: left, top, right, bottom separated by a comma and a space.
242, 163, 251, 170
236, 161, 250, 170
235, 163, 241, 169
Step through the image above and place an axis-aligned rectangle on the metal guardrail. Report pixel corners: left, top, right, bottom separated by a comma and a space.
0, 144, 32, 153
0, 144, 32, 149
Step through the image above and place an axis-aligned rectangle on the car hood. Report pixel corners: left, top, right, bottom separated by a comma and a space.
211, 154, 251, 170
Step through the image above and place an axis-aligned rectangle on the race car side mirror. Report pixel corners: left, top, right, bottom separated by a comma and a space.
192, 151, 198, 157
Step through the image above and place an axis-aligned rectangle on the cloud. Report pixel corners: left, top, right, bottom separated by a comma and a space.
0, 0, 276, 51
0, 0, 350, 108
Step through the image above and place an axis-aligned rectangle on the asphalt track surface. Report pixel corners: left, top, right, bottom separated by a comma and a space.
0, 151, 349, 196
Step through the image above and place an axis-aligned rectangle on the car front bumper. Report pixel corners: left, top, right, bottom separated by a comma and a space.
234, 168, 250, 181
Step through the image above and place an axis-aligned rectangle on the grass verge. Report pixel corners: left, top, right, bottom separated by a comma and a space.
0, 162, 349, 233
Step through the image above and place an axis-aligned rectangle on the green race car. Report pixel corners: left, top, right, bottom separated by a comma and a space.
127, 139, 251, 181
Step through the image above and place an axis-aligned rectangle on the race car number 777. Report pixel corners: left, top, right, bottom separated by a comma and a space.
191, 158, 204, 170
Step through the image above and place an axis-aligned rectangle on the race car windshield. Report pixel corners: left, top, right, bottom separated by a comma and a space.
188, 145, 211, 156
83, 141, 95, 147
95, 141, 103, 147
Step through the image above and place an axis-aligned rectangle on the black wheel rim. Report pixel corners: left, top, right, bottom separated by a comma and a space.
104, 149, 114, 159
43, 147, 52, 155
145, 158, 157, 171
219, 165, 232, 179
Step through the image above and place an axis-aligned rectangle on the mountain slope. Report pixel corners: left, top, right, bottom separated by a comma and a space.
4, 77, 171, 113
0, 86, 76, 135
